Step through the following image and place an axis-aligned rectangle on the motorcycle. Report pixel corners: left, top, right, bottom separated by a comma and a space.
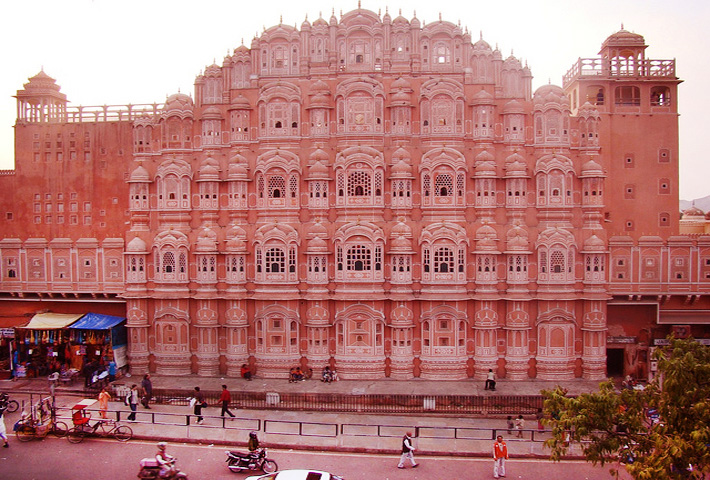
137, 457, 188, 479
225, 448, 278, 473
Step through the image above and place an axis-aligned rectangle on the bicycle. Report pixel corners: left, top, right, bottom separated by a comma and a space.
0, 393, 19, 413
67, 418, 133, 443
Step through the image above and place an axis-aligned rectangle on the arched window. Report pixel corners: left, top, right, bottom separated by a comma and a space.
266, 247, 285, 273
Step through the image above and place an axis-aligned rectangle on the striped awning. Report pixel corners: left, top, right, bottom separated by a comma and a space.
22, 313, 83, 329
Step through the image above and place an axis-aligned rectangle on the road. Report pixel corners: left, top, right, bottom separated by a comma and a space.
1, 436, 632, 480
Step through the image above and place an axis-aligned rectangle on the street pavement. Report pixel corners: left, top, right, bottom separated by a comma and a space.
0, 374, 604, 459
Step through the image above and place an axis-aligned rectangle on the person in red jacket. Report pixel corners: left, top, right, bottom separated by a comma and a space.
220, 384, 235, 419
493, 435, 509, 478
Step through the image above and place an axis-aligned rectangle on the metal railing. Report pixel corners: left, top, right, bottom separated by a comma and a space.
51, 405, 551, 445
135, 388, 545, 416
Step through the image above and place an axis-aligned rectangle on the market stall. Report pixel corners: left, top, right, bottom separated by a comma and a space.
14, 313, 83, 378
66, 313, 128, 373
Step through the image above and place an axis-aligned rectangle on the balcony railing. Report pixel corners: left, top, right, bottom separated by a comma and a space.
563, 57, 676, 87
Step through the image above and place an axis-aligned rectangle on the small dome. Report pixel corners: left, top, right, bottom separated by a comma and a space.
391, 159, 413, 178
202, 106, 222, 119
129, 164, 151, 183
126, 236, 148, 253
505, 159, 527, 177
230, 94, 251, 109
309, 148, 330, 163
473, 34, 492, 52
228, 153, 249, 179
310, 79, 331, 93
505, 151, 525, 164
307, 236, 329, 254
503, 55, 522, 70
308, 160, 330, 179
23, 70, 64, 96
195, 228, 218, 252
503, 99, 525, 114
392, 147, 411, 162
234, 44, 250, 55
533, 85, 568, 106
390, 234, 412, 252
602, 29, 645, 49
393, 13, 409, 25
307, 221, 329, 239
475, 224, 499, 251
584, 234, 606, 251
225, 236, 247, 252
390, 304, 414, 323
475, 150, 495, 163
164, 92, 194, 112
474, 160, 496, 176
471, 89, 494, 105
506, 227, 529, 251
391, 220, 412, 238
476, 224, 498, 239
313, 15, 328, 27
198, 156, 220, 181
580, 158, 605, 177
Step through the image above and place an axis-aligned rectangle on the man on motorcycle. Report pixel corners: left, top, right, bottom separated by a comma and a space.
156, 442, 176, 478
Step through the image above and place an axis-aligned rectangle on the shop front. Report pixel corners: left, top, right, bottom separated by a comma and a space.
14, 313, 83, 378
66, 313, 128, 374
14, 312, 128, 381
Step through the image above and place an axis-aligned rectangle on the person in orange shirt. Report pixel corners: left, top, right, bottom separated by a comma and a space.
493, 435, 509, 478
98, 388, 111, 419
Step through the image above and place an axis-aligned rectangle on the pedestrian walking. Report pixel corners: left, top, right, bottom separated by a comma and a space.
193, 386, 205, 424
48, 372, 59, 397
506, 415, 514, 434
397, 431, 418, 469
493, 435, 508, 478
515, 414, 525, 438
127, 384, 139, 421
98, 387, 111, 419
0, 404, 9, 448
140, 373, 153, 409
219, 384, 235, 419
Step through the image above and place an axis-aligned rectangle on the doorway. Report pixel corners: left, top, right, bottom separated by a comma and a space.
606, 348, 625, 377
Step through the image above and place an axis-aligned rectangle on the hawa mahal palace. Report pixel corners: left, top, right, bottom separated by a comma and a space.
1, 6, 708, 381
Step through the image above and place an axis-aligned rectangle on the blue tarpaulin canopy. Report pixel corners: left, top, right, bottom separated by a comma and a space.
68, 313, 125, 330
68, 314, 128, 364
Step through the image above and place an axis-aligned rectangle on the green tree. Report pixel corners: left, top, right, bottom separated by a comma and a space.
542, 337, 710, 479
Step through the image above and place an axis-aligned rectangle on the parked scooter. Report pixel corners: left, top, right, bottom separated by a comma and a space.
225, 448, 278, 473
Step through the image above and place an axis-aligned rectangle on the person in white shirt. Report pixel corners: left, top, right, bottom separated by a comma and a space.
397, 432, 419, 469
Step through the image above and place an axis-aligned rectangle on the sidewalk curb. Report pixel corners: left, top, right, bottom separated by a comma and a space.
127, 433, 586, 461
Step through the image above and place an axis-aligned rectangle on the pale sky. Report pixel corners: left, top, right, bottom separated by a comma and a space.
1, 0, 707, 200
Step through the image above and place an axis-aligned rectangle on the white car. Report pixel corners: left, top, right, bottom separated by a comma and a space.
245, 470, 344, 480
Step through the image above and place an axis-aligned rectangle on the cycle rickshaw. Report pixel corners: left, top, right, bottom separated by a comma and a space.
66, 398, 132, 443
13, 395, 68, 441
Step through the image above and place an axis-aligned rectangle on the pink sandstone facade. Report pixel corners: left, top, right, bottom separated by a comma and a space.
1, 7, 709, 381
